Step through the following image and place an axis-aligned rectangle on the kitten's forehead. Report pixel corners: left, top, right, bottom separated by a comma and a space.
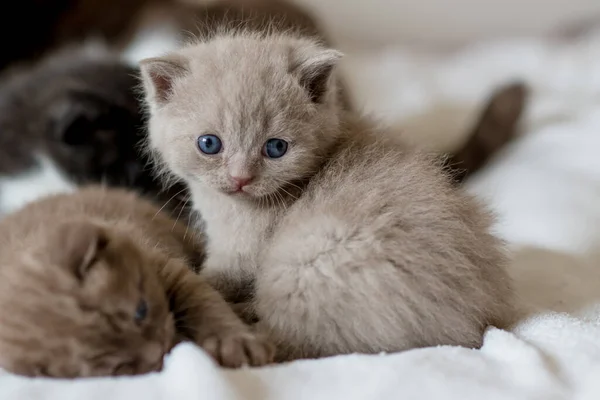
172, 38, 309, 142
183, 38, 300, 107
185, 36, 293, 76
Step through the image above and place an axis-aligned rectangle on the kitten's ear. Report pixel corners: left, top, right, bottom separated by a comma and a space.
290, 47, 343, 103
52, 222, 109, 281
139, 55, 190, 105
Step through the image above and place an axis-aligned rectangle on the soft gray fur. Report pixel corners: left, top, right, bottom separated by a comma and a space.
140, 31, 514, 361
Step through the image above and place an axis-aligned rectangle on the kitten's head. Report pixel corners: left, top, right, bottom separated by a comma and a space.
140, 35, 343, 200
41, 61, 148, 189
0, 221, 174, 378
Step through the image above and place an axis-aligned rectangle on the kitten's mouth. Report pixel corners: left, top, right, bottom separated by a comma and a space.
225, 187, 251, 196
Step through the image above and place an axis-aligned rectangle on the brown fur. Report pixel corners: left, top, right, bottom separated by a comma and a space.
140, 30, 514, 361
0, 186, 273, 378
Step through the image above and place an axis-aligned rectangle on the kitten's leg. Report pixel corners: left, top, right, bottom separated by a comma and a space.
231, 301, 259, 324
445, 81, 528, 182
158, 259, 274, 367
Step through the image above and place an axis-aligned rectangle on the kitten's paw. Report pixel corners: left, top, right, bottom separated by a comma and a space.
201, 332, 274, 368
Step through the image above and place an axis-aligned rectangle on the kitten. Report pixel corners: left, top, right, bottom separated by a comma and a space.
140, 32, 514, 360
133, 0, 527, 181
0, 45, 188, 216
0, 186, 273, 378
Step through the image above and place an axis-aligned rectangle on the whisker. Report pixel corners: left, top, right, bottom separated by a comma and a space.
275, 191, 284, 210
183, 206, 194, 242
278, 186, 298, 202
285, 181, 304, 192
266, 192, 276, 209
153, 188, 188, 220
275, 191, 286, 210
172, 196, 190, 231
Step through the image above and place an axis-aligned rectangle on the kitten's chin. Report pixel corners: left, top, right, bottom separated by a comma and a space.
226, 189, 255, 199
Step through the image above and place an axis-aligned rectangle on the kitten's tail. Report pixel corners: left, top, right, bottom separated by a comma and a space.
445, 81, 529, 183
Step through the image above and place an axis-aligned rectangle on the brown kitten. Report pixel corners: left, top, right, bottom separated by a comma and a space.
140, 31, 513, 361
0, 186, 273, 378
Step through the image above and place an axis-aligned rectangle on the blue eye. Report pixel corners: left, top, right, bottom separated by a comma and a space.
263, 138, 288, 159
197, 134, 222, 155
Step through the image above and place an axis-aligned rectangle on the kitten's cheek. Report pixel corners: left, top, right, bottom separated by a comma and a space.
169, 164, 191, 181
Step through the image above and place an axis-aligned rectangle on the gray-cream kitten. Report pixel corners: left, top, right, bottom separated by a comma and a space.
140, 33, 513, 360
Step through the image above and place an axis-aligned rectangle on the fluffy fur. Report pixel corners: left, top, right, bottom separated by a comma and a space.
140, 29, 514, 361
0, 45, 189, 216
131, 0, 527, 188
0, 186, 273, 377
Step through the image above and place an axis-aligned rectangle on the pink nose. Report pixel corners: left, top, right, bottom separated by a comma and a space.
230, 176, 253, 189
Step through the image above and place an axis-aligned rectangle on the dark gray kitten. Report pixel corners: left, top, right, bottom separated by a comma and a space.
0, 46, 188, 216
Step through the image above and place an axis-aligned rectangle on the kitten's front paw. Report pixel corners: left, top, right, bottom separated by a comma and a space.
201, 332, 274, 368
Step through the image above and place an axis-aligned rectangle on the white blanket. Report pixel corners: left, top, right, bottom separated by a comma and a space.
4, 27, 600, 400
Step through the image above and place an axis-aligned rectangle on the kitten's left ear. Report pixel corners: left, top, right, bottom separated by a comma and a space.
139, 54, 190, 106
290, 47, 343, 104
51, 221, 110, 282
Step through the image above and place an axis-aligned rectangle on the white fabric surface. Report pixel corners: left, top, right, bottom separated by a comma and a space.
4, 27, 600, 400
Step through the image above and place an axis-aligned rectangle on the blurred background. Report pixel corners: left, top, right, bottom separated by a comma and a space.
291, 0, 600, 48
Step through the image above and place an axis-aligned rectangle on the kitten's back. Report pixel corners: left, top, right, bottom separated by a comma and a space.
256, 123, 513, 359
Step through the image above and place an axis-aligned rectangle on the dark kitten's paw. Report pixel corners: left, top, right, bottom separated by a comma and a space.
201, 332, 274, 368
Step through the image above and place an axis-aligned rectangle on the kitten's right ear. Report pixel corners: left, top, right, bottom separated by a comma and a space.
52, 222, 109, 281
290, 46, 343, 104
139, 55, 190, 105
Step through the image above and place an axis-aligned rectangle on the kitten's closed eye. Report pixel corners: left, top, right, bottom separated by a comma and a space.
134, 299, 148, 323
263, 139, 288, 159
197, 134, 222, 155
